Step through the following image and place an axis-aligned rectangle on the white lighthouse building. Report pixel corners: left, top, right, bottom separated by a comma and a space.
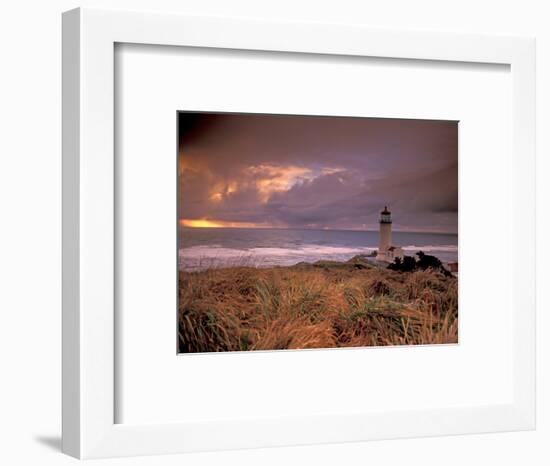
377, 206, 404, 263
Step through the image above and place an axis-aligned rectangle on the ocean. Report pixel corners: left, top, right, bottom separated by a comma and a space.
178, 227, 458, 271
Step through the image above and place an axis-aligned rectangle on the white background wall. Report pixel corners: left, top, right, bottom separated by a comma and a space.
0, 1, 548, 465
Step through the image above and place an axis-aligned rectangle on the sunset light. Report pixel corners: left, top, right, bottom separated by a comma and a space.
177, 112, 458, 232
180, 219, 262, 229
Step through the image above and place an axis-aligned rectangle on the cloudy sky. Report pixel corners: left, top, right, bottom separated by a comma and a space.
178, 113, 458, 233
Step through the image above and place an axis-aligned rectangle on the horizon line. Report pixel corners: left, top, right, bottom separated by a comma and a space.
179, 224, 457, 235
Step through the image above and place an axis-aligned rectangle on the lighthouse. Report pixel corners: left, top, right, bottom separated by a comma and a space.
377, 206, 404, 262
379, 206, 392, 252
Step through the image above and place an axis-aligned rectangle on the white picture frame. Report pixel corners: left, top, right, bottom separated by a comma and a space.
62, 7, 535, 459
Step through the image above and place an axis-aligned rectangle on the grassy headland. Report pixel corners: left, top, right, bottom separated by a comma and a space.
178, 256, 458, 353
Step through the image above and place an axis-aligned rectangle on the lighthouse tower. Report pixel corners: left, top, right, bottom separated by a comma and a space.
379, 206, 392, 253
377, 206, 403, 262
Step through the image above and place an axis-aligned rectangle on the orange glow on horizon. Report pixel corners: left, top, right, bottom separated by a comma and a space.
180, 219, 263, 229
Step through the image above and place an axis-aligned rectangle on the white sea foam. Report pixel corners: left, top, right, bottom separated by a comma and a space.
401, 245, 458, 252
178, 244, 458, 271
179, 245, 373, 270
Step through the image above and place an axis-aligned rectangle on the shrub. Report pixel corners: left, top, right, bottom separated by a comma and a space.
388, 251, 452, 277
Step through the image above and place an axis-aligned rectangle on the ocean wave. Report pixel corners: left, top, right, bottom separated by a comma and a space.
179, 244, 376, 258
178, 244, 457, 271
179, 245, 375, 270
401, 245, 458, 252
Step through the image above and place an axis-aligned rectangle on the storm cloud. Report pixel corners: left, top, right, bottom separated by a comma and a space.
178, 113, 458, 233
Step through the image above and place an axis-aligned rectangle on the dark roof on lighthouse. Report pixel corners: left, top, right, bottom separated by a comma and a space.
381, 206, 391, 214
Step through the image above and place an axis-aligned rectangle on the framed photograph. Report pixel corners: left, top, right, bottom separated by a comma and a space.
177, 112, 459, 353
62, 8, 535, 459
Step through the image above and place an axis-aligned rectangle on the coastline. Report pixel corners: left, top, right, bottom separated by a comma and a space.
178, 226, 458, 272
178, 246, 458, 272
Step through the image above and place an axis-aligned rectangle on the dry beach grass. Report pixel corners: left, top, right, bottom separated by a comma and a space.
178, 258, 458, 353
